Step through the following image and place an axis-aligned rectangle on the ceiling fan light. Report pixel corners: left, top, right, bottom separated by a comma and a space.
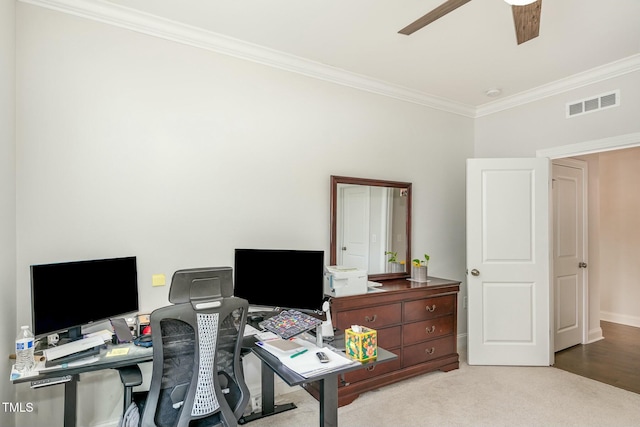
504, 0, 536, 5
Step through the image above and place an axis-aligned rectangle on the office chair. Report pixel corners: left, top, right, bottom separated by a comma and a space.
119, 266, 250, 427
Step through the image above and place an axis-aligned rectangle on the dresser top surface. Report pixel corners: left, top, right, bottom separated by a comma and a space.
375, 276, 460, 292
331, 276, 460, 308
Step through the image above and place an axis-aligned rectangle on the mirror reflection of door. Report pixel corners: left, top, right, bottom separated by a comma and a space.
337, 184, 407, 274
338, 184, 370, 271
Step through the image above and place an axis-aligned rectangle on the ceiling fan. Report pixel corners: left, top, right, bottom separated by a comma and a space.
398, 0, 542, 45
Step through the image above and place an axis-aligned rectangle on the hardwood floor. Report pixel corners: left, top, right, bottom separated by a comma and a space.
554, 321, 640, 394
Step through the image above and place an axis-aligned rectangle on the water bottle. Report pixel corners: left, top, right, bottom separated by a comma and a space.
15, 325, 35, 373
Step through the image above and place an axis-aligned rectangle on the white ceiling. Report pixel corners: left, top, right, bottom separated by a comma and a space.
85, 0, 640, 109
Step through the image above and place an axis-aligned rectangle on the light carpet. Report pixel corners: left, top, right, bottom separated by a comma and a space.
244, 353, 640, 427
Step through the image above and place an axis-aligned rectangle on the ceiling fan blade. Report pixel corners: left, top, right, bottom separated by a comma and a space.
398, 0, 473, 35
512, 0, 542, 45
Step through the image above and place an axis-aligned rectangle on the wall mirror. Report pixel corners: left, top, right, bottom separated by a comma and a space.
330, 175, 412, 281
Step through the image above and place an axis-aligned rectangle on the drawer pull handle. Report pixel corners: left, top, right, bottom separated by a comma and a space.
366, 365, 376, 372
425, 325, 436, 334
425, 347, 436, 355
364, 315, 377, 322
425, 304, 436, 312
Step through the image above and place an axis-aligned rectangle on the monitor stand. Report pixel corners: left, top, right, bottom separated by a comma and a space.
57, 326, 83, 345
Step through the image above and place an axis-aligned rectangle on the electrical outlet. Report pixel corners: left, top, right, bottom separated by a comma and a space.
463, 296, 468, 309
251, 394, 262, 412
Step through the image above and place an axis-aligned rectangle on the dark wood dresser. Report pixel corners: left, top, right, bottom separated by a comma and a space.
313, 276, 460, 406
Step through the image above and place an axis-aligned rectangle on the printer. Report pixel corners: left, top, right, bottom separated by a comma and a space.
324, 266, 368, 297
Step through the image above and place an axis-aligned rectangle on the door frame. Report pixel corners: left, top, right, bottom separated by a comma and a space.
537, 131, 640, 346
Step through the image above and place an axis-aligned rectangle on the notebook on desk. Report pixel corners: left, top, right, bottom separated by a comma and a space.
256, 338, 304, 356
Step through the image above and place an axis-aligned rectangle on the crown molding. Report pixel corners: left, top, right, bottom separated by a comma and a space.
476, 54, 640, 117
20, 0, 639, 120
20, 0, 476, 118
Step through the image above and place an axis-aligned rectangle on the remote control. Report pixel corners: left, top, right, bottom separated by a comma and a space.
316, 351, 330, 363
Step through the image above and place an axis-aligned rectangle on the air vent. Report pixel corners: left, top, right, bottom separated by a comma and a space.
566, 90, 620, 118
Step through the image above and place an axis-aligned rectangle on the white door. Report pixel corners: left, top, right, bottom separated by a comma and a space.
338, 185, 370, 270
552, 159, 586, 351
467, 158, 552, 366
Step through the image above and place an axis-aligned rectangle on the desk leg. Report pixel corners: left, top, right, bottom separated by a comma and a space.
238, 360, 296, 424
319, 375, 338, 427
261, 360, 275, 414
63, 375, 79, 427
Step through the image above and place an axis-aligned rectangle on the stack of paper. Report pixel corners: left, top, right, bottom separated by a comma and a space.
257, 338, 305, 356
257, 337, 357, 378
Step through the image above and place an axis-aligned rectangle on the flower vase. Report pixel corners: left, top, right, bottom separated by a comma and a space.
388, 262, 404, 273
411, 265, 428, 282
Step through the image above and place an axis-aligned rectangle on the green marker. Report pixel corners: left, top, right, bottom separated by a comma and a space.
290, 349, 308, 358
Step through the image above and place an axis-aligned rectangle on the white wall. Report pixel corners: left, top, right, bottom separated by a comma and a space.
1, 0, 17, 425
598, 148, 640, 326
13, 4, 473, 426
475, 71, 640, 158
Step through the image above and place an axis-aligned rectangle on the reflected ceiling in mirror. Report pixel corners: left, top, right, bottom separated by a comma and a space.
330, 176, 412, 280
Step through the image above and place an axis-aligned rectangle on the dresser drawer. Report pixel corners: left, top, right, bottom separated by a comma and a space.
335, 303, 402, 329
403, 336, 455, 367
403, 316, 454, 346
403, 295, 455, 323
378, 326, 402, 349
341, 348, 402, 385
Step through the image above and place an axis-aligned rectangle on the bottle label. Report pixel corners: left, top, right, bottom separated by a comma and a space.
16, 339, 33, 351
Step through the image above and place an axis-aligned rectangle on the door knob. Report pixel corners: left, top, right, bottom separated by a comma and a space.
579, 262, 587, 268
342, 246, 347, 251
470, 269, 480, 276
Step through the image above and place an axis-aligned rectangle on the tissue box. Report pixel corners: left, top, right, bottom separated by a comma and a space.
345, 326, 377, 362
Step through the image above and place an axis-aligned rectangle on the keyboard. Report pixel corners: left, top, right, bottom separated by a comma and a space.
31, 375, 72, 389
43, 335, 106, 362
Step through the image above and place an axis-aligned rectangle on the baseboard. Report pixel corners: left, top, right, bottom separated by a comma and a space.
600, 311, 640, 328
587, 327, 604, 344
457, 333, 467, 353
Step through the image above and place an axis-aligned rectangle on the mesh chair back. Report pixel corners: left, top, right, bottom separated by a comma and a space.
140, 268, 249, 427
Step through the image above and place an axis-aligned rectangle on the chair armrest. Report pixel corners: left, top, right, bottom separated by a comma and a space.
118, 365, 143, 387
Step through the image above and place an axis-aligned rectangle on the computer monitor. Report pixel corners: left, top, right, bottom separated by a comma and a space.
233, 249, 325, 313
30, 256, 139, 340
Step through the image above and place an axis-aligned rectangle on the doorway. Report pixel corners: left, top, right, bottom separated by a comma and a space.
541, 134, 640, 390
538, 132, 640, 347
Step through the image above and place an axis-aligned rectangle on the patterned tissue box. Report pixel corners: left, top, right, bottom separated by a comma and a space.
345, 326, 377, 361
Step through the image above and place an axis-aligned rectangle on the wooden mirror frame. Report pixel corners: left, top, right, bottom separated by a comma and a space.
330, 175, 412, 281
